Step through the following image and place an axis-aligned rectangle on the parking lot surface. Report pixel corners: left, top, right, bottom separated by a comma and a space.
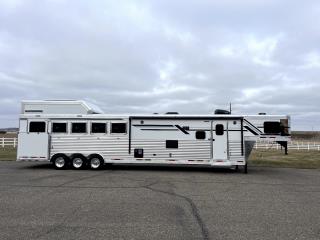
0, 161, 319, 240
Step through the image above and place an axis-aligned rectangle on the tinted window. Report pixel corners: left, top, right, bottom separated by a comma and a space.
52, 123, 67, 133
91, 123, 106, 133
216, 124, 224, 135
196, 131, 206, 139
29, 122, 46, 133
111, 123, 127, 133
264, 121, 281, 134
166, 140, 178, 148
72, 123, 87, 133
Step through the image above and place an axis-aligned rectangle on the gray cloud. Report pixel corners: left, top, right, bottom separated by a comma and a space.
0, 0, 320, 130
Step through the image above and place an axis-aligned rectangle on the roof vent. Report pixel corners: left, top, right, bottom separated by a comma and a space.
214, 109, 230, 114
165, 112, 179, 114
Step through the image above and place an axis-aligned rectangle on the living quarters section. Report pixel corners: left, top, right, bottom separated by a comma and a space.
131, 118, 211, 164
130, 116, 245, 165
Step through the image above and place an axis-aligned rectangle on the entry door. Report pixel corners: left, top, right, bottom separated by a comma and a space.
17, 119, 50, 160
211, 121, 228, 160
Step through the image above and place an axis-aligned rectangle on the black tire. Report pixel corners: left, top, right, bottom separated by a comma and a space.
88, 155, 104, 170
51, 154, 69, 170
71, 154, 87, 170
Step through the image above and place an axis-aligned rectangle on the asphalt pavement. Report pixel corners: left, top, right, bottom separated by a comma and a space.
0, 161, 319, 240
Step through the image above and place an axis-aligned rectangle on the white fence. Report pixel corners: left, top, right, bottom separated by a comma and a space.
1, 137, 320, 151
1, 138, 17, 148
255, 141, 320, 151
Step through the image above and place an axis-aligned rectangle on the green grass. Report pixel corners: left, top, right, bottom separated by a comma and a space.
249, 149, 320, 169
0, 147, 17, 161
0, 133, 18, 161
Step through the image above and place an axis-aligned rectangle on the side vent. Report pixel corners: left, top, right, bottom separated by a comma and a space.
134, 149, 144, 158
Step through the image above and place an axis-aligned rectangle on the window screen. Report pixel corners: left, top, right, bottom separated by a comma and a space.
216, 124, 224, 135
72, 123, 87, 133
91, 123, 106, 133
111, 123, 127, 133
29, 122, 46, 133
52, 123, 67, 133
196, 131, 206, 139
264, 121, 281, 134
166, 140, 178, 148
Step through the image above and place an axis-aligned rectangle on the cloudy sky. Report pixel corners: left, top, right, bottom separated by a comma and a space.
0, 0, 320, 130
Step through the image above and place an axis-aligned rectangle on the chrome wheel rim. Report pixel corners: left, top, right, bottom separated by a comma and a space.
90, 158, 101, 169
73, 158, 83, 168
55, 157, 65, 168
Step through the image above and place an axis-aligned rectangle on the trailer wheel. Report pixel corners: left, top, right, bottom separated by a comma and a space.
51, 154, 69, 170
89, 155, 104, 170
71, 154, 87, 169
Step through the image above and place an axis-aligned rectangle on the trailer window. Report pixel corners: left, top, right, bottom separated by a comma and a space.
52, 123, 67, 133
166, 140, 178, 148
111, 123, 127, 134
91, 123, 107, 133
29, 122, 46, 133
216, 124, 224, 135
196, 131, 206, 139
72, 123, 87, 133
264, 121, 281, 134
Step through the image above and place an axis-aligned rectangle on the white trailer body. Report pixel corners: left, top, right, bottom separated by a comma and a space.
17, 100, 291, 172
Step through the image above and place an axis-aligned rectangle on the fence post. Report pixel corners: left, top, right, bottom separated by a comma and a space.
308, 143, 310, 151
2, 138, 4, 148
14, 138, 16, 148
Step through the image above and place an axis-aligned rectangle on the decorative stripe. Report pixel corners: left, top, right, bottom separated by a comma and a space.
244, 126, 259, 135
25, 110, 43, 113
133, 124, 174, 127
175, 125, 190, 134
243, 119, 263, 133
140, 129, 178, 131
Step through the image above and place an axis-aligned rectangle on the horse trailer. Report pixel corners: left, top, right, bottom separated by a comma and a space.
17, 100, 291, 173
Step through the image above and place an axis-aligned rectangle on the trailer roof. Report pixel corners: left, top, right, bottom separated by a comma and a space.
19, 113, 288, 121
19, 100, 289, 120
